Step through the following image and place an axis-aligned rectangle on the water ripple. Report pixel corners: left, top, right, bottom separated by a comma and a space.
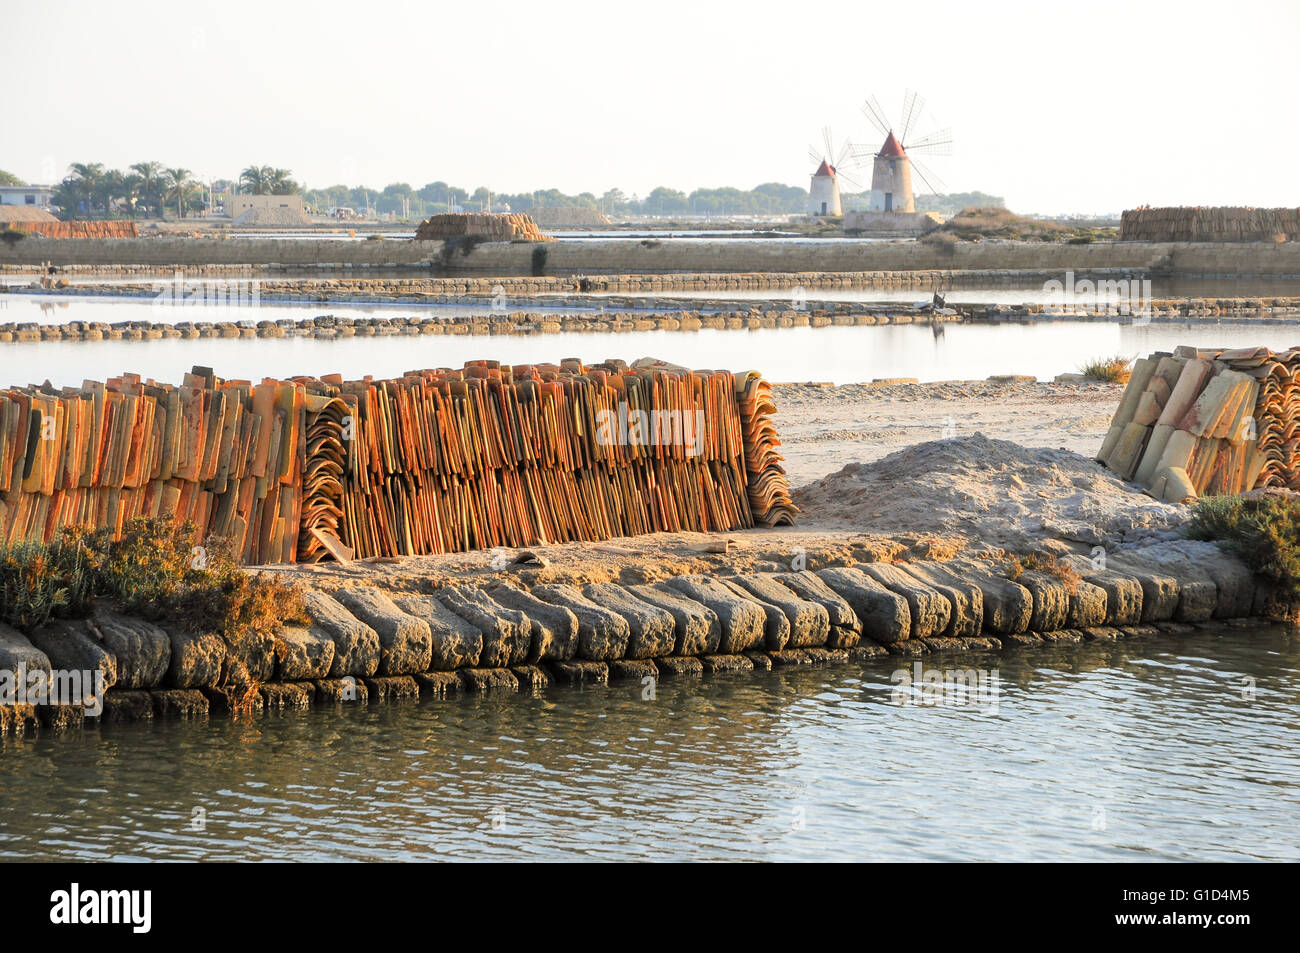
0, 624, 1296, 860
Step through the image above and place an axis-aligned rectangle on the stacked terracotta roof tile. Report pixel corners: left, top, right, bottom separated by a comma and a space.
2, 360, 796, 562
736, 371, 798, 526
1, 367, 303, 563
414, 212, 549, 242
297, 394, 351, 562
10, 220, 139, 238
1119, 206, 1300, 242
1098, 345, 1300, 502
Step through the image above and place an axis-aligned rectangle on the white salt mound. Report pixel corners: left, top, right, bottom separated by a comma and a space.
794, 433, 1185, 551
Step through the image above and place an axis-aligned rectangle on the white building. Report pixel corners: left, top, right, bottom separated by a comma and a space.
867, 132, 915, 213
0, 185, 55, 209
227, 193, 305, 219
808, 160, 842, 217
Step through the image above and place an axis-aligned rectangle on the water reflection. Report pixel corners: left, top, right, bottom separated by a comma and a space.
3, 304, 1298, 389
0, 625, 1296, 861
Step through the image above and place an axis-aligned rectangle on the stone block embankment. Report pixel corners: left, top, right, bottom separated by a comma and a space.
7, 287, 1300, 347
0, 303, 967, 345
0, 538, 1274, 734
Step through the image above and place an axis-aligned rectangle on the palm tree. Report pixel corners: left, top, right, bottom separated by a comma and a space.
240, 165, 271, 195
267, 168, 298, 195
96, 169, 126, 217
130, 161, 164, 217
240, 165, 298, 196
164, 167, 192, 219
68, 162, 105, 218
119, 172, 144, 218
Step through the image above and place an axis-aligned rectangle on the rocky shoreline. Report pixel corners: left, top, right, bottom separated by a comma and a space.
0, 537, 1275, 735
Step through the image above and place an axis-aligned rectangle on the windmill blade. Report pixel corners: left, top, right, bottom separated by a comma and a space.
906, 127, 953, 156
910, 156, 948, 197
822, 127, 834, 162
849, 144, 878, 165
900, 89, 926, 144
835, 138, 854, 169
899, 89, 918, 137
861, 96, 891, 138
839, 168, 863, 191
809, 145, 824, 166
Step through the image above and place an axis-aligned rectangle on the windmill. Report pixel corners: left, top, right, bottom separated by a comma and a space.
807, 127, 860, 217
853, 90, 952, 213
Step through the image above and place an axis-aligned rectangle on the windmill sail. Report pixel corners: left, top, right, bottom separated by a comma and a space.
861, 96, 891, 138
899, 89, 925, 143
906, 128, 953, 155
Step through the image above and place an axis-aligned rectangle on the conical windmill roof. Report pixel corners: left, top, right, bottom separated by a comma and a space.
877, 132, 906, 157
813, 159, 835, 177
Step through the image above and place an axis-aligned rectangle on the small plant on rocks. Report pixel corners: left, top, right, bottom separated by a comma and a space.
1002, 550, 1082, 594
1188, 492, 1300, 610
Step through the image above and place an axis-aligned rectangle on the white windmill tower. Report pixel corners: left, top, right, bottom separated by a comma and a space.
807, 128, 859, 217
853, 91, 952, 213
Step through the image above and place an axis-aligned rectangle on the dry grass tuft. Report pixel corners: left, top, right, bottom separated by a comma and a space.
1079, 354, 1134, 384
1003, 551, 1083, 594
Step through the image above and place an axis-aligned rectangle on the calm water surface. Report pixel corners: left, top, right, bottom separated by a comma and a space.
0, 624, 1295, 861
1, 295, 1298, 388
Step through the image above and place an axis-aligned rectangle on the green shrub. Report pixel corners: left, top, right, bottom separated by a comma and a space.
0, 519, 304, 658
0, 535, 95, 630
1188, 494, 1300, 607
920, 229, 959, 248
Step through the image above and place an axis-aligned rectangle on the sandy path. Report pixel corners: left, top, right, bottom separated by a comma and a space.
772, 380, 1122, 487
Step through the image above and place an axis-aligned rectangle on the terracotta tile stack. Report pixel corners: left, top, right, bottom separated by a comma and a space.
1, 359, 795, 563
296, 393, 352, 562
11, 221, 140, 238
1119, 206, 1299, 242
414, 213, 549, 242
326, 360, 754, 557
1, 367, 304, 563
736, 371, 799, 526
1098, 345, 1300, 502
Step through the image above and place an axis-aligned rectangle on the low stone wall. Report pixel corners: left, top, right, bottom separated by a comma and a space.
0, 266, 1138, 288
0, 305, 929, 344
842, 211, 939, 236
0, 538, 1273, 732
5, 237, 1300, 277
5, 286, 1300, 346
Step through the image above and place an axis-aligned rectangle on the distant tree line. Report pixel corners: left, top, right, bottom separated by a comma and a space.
12, 159, 1002, 222
302, 181, 812, 219
913, 191, 1005, 215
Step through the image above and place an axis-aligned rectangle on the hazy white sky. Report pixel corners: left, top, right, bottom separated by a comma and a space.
7, 0, 1298, 213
